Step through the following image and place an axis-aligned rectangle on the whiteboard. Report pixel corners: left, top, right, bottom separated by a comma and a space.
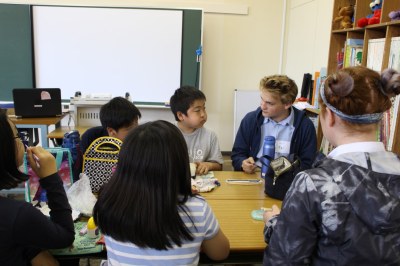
233, 89, 260, 140
32, 6, 182, 102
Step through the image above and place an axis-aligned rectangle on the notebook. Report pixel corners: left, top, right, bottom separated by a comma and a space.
12, 88, 62, 118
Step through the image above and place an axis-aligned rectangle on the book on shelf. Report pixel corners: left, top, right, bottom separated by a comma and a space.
299, 73, 313, 102
352, 46, 363, 66
381, 36, 400, 152
337, 48, 344, 70
366, 38, 385, 72
387, 97, 400, 152
343, 39, 363, 68
311, 71, 320, 106
312, 67, 327, 109
307, 79, 314, 105
381, 96, 399, 152
388, 36, 400, 72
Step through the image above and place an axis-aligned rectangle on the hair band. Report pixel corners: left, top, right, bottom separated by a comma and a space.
320, 86, 383, 124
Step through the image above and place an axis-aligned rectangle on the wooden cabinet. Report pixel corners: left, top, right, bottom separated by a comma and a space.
326, 0, 400, 155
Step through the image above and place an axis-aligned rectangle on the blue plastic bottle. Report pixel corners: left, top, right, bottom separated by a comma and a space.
261, 136, 275, 179
40, 189, 48, 203
62, 130, 81, 163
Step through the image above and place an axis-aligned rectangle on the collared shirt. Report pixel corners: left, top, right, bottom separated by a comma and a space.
255, 107, 295, 167
328, 141, 385, 159
328, 141, 400, 174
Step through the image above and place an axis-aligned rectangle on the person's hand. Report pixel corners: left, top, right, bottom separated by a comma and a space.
191, 185, 199, 195
242, 157, 257, 174
195, 162, 209, 175
26, 146, 57, 178
263, 204, 281, 223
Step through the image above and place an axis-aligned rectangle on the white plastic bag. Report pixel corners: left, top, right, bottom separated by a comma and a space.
67, 173, 97, 216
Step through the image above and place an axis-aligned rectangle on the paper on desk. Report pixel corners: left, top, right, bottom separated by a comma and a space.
293, 101, 314, 110
195, 171, 214, 179
191, 172, 220, 193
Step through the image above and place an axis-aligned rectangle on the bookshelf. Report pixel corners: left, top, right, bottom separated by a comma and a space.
325, 0, 400, 155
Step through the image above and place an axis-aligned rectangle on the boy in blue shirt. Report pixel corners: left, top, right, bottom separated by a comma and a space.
232, 75, 317, 199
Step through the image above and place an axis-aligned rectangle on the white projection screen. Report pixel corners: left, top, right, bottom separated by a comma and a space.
32, 6, 183, 103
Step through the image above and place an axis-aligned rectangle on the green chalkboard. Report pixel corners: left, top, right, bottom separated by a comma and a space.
182, 9, 202, 88
0, 4, 202, 103
0, 4, 33, 101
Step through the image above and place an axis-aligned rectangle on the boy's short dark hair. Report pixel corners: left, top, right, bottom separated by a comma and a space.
100, 97, 141, 131
169, 86, 206, 121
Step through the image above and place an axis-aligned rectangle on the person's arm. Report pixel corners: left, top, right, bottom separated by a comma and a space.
264, 172, 319, 265
196, 161, 222, 175
263, 205, 281, 244
196, 130, 223, 174
231, 112, 259, 171
14, 147, 75, 248
201, 229, 230, 261
12, 174, 75, 248
241, 157, 257, 174
31, 250, 59, 266
297, 117, 317, 170
199, 200, 230, 261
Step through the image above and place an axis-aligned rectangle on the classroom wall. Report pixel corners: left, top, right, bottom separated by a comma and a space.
1, 0, 332, 151
282, 0, 333, 91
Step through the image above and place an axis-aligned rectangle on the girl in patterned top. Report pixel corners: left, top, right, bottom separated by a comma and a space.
262, 66, 400, 265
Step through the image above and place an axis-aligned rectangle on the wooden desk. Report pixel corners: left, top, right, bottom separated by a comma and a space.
47, 126, 91, 139
9, 115, 65, 147
207, 198, 281, 252
198, 171, 282, 263
58, 171, 282, 264
201, 171, 266, 200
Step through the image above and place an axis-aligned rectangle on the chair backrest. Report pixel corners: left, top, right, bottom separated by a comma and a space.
62, 130, 82, 182
24, 147, 74, 202
82, 136, 122, 193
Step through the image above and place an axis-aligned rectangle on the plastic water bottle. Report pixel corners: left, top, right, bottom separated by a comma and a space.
39, 188, 48, 203
261, 136, 275, 179
87, 217, 99, 238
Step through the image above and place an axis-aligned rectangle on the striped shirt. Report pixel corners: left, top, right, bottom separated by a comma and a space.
104, 196, 219, 266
